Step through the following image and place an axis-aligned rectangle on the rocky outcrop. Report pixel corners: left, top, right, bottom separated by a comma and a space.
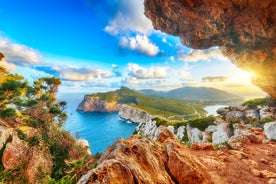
0, 118, 92, 183
87, 134, 174, 184
118, 104, 154, 124
77, 95, 119, 112
217, 105, 276, 123
80, 127, 276, 184
144, 0, 276, 97
264, 121, 276, 140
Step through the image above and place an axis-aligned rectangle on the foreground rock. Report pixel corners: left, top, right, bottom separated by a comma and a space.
87, 133, 174, 184
80, 127, 276, 184
264, 122, 276, 140
144, 0, 276, 97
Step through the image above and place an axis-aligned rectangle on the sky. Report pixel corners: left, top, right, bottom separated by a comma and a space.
0, 0, 266, 98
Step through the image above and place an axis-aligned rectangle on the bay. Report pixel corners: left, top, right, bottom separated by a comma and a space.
57, 93, 137, 154
204, 105, 226, 116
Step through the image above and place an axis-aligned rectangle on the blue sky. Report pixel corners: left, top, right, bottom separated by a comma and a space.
0, 0, 265, 98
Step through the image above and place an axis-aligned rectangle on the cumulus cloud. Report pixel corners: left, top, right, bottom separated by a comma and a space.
104, 0, 153, 35
120, 35, 159, 56
202, 76, 230, 83
127, 63, 167, 79
0, 38, 42, 66
34, 65, 113, 81
180, 47, 229, 63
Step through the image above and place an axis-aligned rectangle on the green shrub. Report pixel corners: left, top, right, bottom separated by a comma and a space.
0, 108, 16, 118
242, 97, 276, 109
16, 129, 27, 140
186, 116, 215, 131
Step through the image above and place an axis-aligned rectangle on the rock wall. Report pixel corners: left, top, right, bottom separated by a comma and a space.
118, 104, 154, 124
144, 0, 276, 97
77, 95, 119, 112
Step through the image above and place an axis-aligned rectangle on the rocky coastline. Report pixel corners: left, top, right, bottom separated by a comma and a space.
78, 103, 276, 184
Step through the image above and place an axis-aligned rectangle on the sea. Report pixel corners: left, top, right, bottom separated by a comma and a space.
57, 93, 226, 154
57, 93, 137, 154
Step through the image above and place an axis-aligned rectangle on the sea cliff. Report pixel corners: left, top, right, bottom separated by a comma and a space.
77, 95, 119, 112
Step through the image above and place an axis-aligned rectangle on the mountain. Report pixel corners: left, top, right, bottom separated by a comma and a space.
139, 87, 244, 104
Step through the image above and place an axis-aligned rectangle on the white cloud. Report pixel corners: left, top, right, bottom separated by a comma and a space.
179, 70, 192, 81
0, 38, 42, 66
122, 77, 169, 90
104, 0, 153, 35
35, 65, 113, 81
162, 38, 167, 43
180, 47, 229, 63
127, 63, 167, 79
120, 35, 159, 56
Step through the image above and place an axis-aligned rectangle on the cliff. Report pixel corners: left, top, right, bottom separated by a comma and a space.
144, 0, 276, 98
77, 95, 119, 112
118, 104, 154, 124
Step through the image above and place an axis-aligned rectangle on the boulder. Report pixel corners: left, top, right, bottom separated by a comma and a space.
259, 106, 276, 122
135, 122, 160, 140
0, 126, 11, 151
25, 146, 53, 183
212, 124, 233, 144
264, 122, 276, 140
245, 109, 260, 121
2, 135, 29, 170
176, 126, 185, 141
186, 125, 204, 144
217, 107, 230, 116
226, 111, 245, 123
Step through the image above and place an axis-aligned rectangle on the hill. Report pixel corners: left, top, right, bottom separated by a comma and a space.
81, 87, 207, 121
139, 86, 244, 105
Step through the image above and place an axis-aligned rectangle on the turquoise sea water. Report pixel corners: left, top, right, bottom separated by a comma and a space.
57, 93, 137, 154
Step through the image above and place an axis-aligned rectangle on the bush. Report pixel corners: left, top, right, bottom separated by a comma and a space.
185, 116, 215, 131
0, 108, 16, 118
242, 97, 276, 109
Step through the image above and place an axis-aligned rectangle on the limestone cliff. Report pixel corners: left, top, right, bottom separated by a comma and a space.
118, 104, 154, 124
144, 0, 276, 98
77, 95, 119, 112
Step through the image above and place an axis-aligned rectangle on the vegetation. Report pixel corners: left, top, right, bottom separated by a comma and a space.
90, 86, 206, 121
0, 59, 95, 184
152, 115, 215, 131
242, 97, 276, 109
